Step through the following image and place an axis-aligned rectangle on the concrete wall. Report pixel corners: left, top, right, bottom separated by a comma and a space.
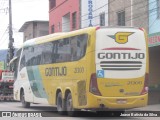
108, 0, 149, 33
23, 23, 34, 41
23, 22, 49, 42
132, 0, 149, 33
37, 22, 49, 37
108, 0, 131, 26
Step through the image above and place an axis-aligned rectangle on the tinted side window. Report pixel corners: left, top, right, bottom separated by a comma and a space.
19, 34, 88, 68
70, 34, 88, 61
41, 43, 53, 64
51, 41, 59, 63
34, 45, 42, 65
26, 47, 34, 66
19, 48, 27, 71
53, 34, 88, 62
56, 39, 71, 62
24, 45, 43, 66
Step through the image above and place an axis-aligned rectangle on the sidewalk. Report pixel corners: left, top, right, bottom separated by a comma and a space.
129, 104, 160, 111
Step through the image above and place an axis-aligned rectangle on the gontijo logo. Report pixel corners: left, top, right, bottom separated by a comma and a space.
108, 32, 134, 44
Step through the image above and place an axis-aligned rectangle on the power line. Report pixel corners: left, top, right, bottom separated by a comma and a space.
81, 0, 155, 18
146, 2, 159, 31
0, 34, 9, 49
81, 0, 116, 18
0, 0, 6, 9
85, 0, 154, 26
0, 27, 8, 41
52, 0, 157, 30
149, 13, 159, 29
0, 0, 8, 14
0, 0, 48, 50
0, 0, 158, 49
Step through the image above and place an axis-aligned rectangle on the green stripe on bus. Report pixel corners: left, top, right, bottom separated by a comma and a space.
27, 66, 48, 98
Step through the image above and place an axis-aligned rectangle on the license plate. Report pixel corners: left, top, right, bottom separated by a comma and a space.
117, 99, 127, 104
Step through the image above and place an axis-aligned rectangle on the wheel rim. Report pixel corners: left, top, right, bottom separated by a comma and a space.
67, 94, 73, 111
57, 95, 62, 111
21, 92, 25, 104
57, 99, 62, 111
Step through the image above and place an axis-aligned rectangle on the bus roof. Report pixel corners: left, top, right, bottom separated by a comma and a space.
22, 26, 144, 48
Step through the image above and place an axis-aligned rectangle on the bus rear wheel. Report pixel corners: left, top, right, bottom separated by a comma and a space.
20, 90, 30, 108
66, 93, 77, 116
56, 92, 66, 115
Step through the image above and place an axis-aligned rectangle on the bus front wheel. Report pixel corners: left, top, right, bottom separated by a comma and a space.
20, 90, 30, 108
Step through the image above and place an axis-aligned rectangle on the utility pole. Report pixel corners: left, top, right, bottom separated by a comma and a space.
7, 0, 14, 64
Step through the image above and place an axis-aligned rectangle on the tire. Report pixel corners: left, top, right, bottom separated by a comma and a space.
56, 92, 66, 115
20, 90, 30, 108
66, 93, 77, 116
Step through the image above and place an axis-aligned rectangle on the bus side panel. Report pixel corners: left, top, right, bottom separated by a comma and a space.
39, 59, 88, 107
63, 59, 88, 108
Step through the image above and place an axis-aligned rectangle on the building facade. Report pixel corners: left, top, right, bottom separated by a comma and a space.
148, 0, 160, 104
81, 0, 108, 28
19, 20, 49, 42
49, 0, 109, 33
49, 0, 80, 33
108, 0, 149, 33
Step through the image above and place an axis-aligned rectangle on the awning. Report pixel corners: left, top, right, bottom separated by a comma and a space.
148, 32, 160, 47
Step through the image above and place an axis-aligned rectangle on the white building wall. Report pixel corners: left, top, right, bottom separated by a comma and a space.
81, 0, 108, 28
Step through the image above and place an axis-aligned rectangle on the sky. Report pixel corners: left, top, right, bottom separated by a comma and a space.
0, 0, 49, 50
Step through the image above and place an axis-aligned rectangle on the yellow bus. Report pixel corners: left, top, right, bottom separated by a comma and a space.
13, 27, 149, 116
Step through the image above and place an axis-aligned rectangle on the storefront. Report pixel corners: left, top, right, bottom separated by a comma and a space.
148, 32, 160, 104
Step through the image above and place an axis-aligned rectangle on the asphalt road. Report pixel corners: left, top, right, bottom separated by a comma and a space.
0, 101, 159, 120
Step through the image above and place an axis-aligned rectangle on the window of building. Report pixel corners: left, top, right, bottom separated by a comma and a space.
33, 22, 37, 38
24, 36, 27, 41
51, 25, 55, 33
29, 33, 32, 39
58, 22, 61, 31
62, 13, 70, 32
72, 12, 77, 30
99, 12, 105, 26
49, 0, 56, 10
33, 22, 37, 30
157, 0, 160, 18
117, 10, 125, 26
